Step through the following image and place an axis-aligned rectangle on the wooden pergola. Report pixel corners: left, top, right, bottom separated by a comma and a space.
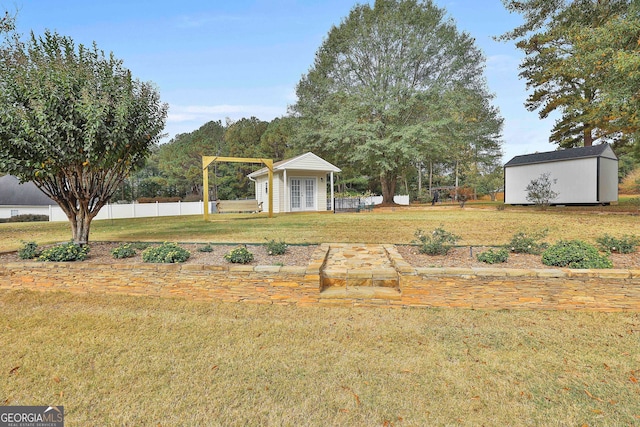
202, 156, 273, 220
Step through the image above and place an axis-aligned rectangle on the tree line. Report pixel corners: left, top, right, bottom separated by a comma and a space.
1, 0, 638, 245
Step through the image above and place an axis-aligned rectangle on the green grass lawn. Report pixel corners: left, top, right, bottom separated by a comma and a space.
2, 204, 640, 425
1, 291, 639, 426
2, 203, 640, 251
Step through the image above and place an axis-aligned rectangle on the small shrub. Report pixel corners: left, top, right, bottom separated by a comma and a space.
38, 242, 90, 262
595, 234, 639, 254
224, 246, 254, 264
526, 172, 559, 209
507, 229, 548, 254
111, 243, 137, 259
477, 248, 509, 264
198, 243, 214, 253
542, 240, 612, 269
265, 239, 287, 255
0, 214, 49, 223
18, 241, 41, 259
142, 242, 191, 263
414, 226, 460, 255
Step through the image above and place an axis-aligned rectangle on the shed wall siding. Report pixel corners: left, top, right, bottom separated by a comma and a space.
598, 158, 618, 203
255, 174, 283, 214
505, 158, 597, 204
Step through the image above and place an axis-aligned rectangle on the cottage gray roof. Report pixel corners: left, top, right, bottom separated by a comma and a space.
504, 143, 617, 167
247, 152, 341, 178
0, 175, 56, 205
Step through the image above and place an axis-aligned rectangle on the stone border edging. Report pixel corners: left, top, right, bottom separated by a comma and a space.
1, 243, 639, 311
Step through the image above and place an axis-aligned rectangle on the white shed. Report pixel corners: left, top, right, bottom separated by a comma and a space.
504, 144, 618, 205
247, 152, 341, 213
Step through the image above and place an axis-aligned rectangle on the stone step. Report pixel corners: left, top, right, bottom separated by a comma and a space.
321, 267, 399, 289
319, 286, 402, 300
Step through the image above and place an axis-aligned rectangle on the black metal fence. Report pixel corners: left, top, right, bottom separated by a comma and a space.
332, 197, 366, 213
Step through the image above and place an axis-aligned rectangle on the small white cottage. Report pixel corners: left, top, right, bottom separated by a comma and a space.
247, 152, 341, 213
504, 144, 618, 205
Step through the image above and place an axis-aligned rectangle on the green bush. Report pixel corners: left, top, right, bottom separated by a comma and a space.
507, 229, 548, 254
413, 226, 459, 255
18, 241, 41, 259
541, 240, 612, 269
38, 242, 90, 262
595, 234, 639, 254
111, 243, 137, 259
198, 243, 214, 253
265, 239, 287, 255
142, 242, 191, 263
224, 246, 254, 264
477, 248, 509, 264
0, 214, 49, 223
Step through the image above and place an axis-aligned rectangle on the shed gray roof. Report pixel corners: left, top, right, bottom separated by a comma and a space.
504, 143, 617, 167
0, 175, 56, 205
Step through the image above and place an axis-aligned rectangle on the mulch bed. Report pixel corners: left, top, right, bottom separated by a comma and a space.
3, 242, 640, 269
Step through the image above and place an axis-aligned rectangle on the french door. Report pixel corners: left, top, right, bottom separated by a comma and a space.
290, 178, 316, 211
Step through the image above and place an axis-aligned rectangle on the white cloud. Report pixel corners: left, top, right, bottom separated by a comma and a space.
486, 54, 521, 73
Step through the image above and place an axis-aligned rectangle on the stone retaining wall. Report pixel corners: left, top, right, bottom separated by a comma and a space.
1, 251, 640, 312
0, 262, 324, 306
400, 268, 640, 311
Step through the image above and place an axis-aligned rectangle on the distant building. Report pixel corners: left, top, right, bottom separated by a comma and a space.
247, 152, 341, 213
0, 175, 56, 219
504, 144, 618, 205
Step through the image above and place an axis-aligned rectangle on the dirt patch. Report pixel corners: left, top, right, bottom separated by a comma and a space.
396, 245, 640, 269
0, 242, 317, 267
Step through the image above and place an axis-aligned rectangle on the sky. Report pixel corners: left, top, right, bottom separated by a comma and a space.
8, 0, 560, 163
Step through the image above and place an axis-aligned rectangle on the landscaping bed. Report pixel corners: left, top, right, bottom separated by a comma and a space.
397, 245, 640, 269
3, 242, 640, 269
0, 242, 317, 266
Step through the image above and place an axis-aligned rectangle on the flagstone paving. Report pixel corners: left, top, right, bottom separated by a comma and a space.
319, 243, 406, 300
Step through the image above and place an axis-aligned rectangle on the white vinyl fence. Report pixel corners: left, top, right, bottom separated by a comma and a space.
0, 201, 209, 222
364, 195, 410, 205
2, 196, 410, 222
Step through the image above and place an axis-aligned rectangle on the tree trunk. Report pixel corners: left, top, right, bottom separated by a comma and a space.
56, 199, 97, 246
71, 210, 93, 246
380, 173, 397, 205
454, 160, 459, 201
584, 127, 593, 147
429, 162, 433, 196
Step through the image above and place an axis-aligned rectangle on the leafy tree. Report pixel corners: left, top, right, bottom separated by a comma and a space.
526, 172, 559, 208
157, 120, 226, 198
222, 117, 269, 198
293, 0, 501, 204
224, 116, 268, 158
0, 31, 167, 244
260, 116, 297, 161
0, 11, 15, 34
500, 0, 637, 149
